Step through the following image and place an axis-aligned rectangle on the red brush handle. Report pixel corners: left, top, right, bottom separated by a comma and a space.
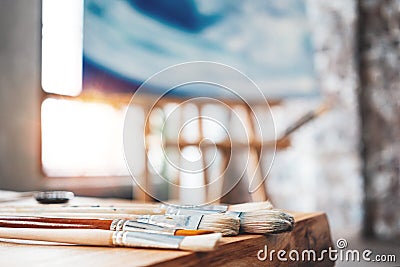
0, 220, 100, 229
0, 216, 113, 230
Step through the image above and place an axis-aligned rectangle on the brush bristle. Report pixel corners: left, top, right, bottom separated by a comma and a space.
239, 210, 294, 234
228, 201, 273, 212
179, 233, 222, 251
199, 214, 240, 236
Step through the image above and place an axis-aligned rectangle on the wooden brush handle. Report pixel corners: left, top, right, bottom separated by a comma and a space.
0, 220, 97, 229
0, 206, 165, 215
0, 216, 113, 229
0, 228, 114, 246
282, 104, 329, 138
0, 212, 141, 220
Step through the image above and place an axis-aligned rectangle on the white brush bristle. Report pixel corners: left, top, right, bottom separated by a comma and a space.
240, 209, 294, 234
199, 214, 240, 236
179, 233, 222, 251
228, 201, 273, 212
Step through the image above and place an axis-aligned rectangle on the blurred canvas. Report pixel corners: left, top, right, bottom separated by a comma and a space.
83, 0, 317, 100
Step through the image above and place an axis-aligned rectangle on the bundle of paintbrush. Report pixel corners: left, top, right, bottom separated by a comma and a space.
0, 201, 294, 235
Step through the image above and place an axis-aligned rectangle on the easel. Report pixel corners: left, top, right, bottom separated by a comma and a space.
133, 96, 291, 203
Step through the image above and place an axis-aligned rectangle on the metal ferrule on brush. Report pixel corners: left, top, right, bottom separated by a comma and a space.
110, 219, 125, 231
110, 219, 176, 235
134, 215, 204, 230
112, 231, 184, 249
166, 206, 242, 218
162, 204, 229, 213
122, 221, 177, 235
109, 215, 205, 232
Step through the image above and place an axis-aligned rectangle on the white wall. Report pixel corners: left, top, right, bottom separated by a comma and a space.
267, 0, 363, 238
0, 0, 42, 190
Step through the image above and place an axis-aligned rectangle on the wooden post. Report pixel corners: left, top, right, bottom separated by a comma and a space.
134, 104, 153, 202
358, 0, 400, 240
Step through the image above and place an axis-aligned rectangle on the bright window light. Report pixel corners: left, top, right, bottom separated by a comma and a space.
41, 0, 83, 96
41, 98, 130, 177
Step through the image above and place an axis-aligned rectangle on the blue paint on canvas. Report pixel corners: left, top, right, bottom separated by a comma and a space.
83, 0, 317, 100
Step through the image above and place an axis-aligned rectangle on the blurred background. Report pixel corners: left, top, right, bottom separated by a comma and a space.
0, 0, 399, 265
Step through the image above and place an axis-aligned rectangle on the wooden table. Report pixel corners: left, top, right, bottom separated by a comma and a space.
0, 196, 334, 266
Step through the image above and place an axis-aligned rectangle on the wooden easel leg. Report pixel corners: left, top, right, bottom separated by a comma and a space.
244, 106, 268, 202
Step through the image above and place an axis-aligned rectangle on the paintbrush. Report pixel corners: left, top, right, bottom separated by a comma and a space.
0, 228, 222, 251
0, 219, 213, 236
280, 103, 330, 139
0, 214, 240, 236
0, 201, 273, 215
